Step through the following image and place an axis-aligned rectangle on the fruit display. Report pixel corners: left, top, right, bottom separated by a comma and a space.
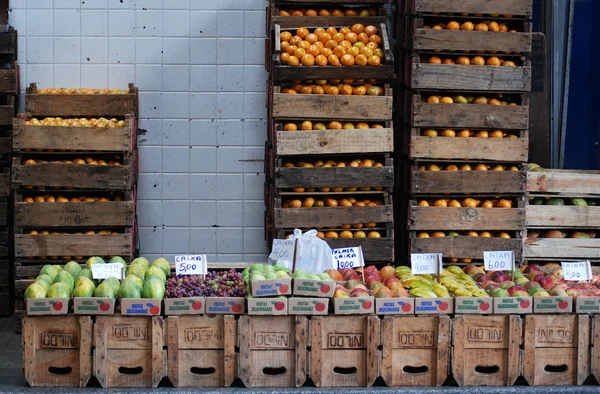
165, 269, 246, 298
283, 121, 384, 131
24, 117, 126, 128
279, 25, 384, 67
278, 8, 378, 17
22, 157, 122, 166
527, 230, 597, 239
417, 197, 514, 208
427, 55, 517, 67
418, 163, 519, 170
424, 20, 518, 33
35, 88, 129, 95
23, 194, 123, 203
416, 231, 512, 239
395, 266, 487, 298
423, 94, 519, 105
281, 81, 385, 95
419, 129, 519, 139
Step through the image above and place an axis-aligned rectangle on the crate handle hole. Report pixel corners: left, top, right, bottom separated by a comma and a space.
263, 367, 287, 376
190, 367, 216, 375
403, 365, 428, 374
475, 365, 499, 374
118, 366, 143, 375
48, 366, 72, 375
544, 364, 568, 373
333, 367, 357, 375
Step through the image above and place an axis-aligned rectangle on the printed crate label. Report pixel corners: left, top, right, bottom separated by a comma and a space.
251, 278, 292, 297
575, 296, 600, 314
205, 297, 245, 314
493, 296, 533, 314
288, 297, 329, 315
333, 296, 374, 314
247, 298, 288, 315
375, 298, 414, 315
292, 279, 335, 297
414, 297, 454, 315
120, 298, 162, 316
26, 298, 69, 315
533, 296, 573, 313
455, 297, 493, 314
164, 297, 205, 315
73, 297, 115, 315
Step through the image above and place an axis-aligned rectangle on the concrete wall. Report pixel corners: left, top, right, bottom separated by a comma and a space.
8, 0, 269, 262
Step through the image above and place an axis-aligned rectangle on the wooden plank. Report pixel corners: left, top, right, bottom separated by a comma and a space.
273, 65, 394, 81
578, 316, 591, 385
527, 170, 600, 195
0, 105, 15, 125
273, 93, 393, 121
412, 170, 526, 194
412, 0, 533, 16
411, 236, 522, 261
437, 316, 451, 386
324, 237, 394, 263
309, 316, 323, 388
592, 316, 600, 383
275, 205, 393, 228
410, 206, 525, 231
366, 315, 379, 387
224, 315, 236, 387
413, 29, 532, 53
0, 30, 18, 60
410, 135, 529, 162
411, 63, 532, 92
507, 315, 521, 385
413, 102, 529, 130
295, 316, 308, 388
526, 205, 600, 228
0, 69, 17, 94
524, 238, 600, 260
12, 163, 133, 190
15, 201, 134, 227
26, 92, 138, 117
237, 316, 251, 387
15, 234, 133, 258
276, 166, 394, 188
276, 128, 393, 156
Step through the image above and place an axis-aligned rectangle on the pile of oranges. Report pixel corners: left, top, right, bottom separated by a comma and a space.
282, 82, 384, 96
287, 230, 382, 240
420, 129, 518, 139
417, 198, 514, 208
417, 231, 512, 239
284, 197, 384, 209
23, 158, 122, 166
280, 25, 384, 67
25, 117, 126, 128
418, 163, 519, 171
423, 95, 518, 105
36, 88, 129, 95
424, 20, 518, 33
428, 55, 516, 67
278, 8, 377, 17
23, 195, 121, 203
283, 121, 384, 131
284, 158, 383, 169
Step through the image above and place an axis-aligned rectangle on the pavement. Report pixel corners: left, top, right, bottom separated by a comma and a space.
1, 317, 600, 393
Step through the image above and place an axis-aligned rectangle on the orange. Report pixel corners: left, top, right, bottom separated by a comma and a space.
457, 130, 470, 137
422, 129, 438, 137
446, 164, 459, 171
296, 27, 309, 39
340, 40, 352, 50
490, 130, 504, 138
305, 33, 318, 44
360, 47, 373, 58
352, 24, 365, 34
333, 46, 346, 58
342, 123, 354, 129
441, 129, 455, 137
332, 33, 345, 43
287, 55, 300, 66
280, 52, 290, 63
502, 60, 516, 67
367, 42, 379, 50
321, 47, 333, 57
488, 22, 500, 32
355, 122, 369, 128
298, 85, 312, 94
432, 199, 447, 207
301, 54, 315, 66
431, 232, 446, 238
491, 165, 504, 171
447, 21, 460, 30
456, 56, 470, 65
355, 54, 368, 66
289, 35, 302, 46
24, 159, 36, 165
325, 231, 338, 239
369, 35, 382, 45
417, 232, 430, 238
474, 164, 488, 171
497, 199, 512, 208
345, 10, 358, 16
475, 131, 488, 138
462, 198, 478, 208
327, 54, 339, 66
427, 96, 440, 104
499, 23, 508, 33
427, 164, 441, 171
460, 164, 472, 171
461, 21, 474, 31
340, 230, 353, 239
303, 197, 315, 208
314, 28, 326, 37
305, 9, 317, 16
475, 23, 488, 31
325, 39, 337, 50
345, 32, 358, 43
24, 197, 34, 203
367, 231, 381, 239
428, 56, 442, 64
279, 10, 290, 16
443, 58, 455, 65
440, 97, 454, 104
486, 56, 501, 66
473, 96, 488, 105
358, 32, 369, 44
284, 123, 298, 131
467, 231, 479, 237
315, 55, 329, 66
280, 31, 292, 42
498, 232, 511, 239
365, 25, 378, 36
307, 45, 320, 56
346, 46, 360, 57
340, 84, 353, 95
488, 98, 501, 105
471, 56, 485, 65
34, 196, 45, 202
285, 45, 297, 55
328, 121, 342, 130
326, 27, 338, 36
325, 86, 339, 95
312, 85, 324, 94
293, 47, 306, 59
332, 10, 344, 17
301, 121, 313, 130
45, 196, 56, 202
341, 54, 355, 66
449, 200, 462, 208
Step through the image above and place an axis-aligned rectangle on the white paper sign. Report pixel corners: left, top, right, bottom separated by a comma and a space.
332, 246, 364, 269
562, 261, 592, 281
411, 253, 442, 275
175, 255, 208, 276
269, 239, 296, 261
483, 251, 515, 271
91, 263, 125, 280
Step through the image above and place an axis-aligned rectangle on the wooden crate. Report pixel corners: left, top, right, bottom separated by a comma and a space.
452, 315, 521, 386
409, 198, 526, 231
381, 316, 451, 386
524, 236, 600, 262
14, 192, 135, 228
407, 128, 529, 162
272, 23, 393, 81
0, 28, 18, 62
408, 93, 529, 130
310, 315, 379, 387
22, 316, 92, 387
272, 85, 393, 121
12, 154, 136, 190
238, 315, 308, 387
405, 0, 533, 17
410, 231, 523, 262
166, 315, 236, 388
94, 316, 165, 388
406, 57, 532, 92
13, 113, 137, 152
523, 314, 590, 385
411, 164, 526, 195
527, 169, 600, 196
26, 83, 138, 117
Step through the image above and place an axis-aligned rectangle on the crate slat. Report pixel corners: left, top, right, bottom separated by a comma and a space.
275, 166, 394, 189
410, 206, 525, 231
275, 205, 392, 228
411, 235, 522, 261
526, 205, 600, 228
412, 29, 532, 53
410, 0, 533, 16
15, 233, 133, 258
15, 201, 134, 227
276, 128, 393, 156
412, 169, 526, 195
524, 238, 600, 260
527, 170, 600, 195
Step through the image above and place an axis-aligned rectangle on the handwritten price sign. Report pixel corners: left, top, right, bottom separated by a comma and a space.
92, 263, 125, 280
483, 251, 515, 271
175, 255, 207, 276
562, 261, 592, 281
411, 253, 442, 275
332, 246, 364, 269
269, 239, 296, 261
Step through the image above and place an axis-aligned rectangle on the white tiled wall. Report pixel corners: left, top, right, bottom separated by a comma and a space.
9, 0, 269, 262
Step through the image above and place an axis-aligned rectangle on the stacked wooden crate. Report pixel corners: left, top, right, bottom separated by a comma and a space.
12, 83, 139, 325
0, 28, 18, 315
264, 0, 397, 264
400, 0, 533, 265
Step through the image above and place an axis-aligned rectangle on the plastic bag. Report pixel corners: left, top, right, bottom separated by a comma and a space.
290, 229, 336, 273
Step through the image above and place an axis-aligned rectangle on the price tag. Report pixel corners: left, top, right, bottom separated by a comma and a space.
483, 251, 515, 271
332, 246, 364, 269
91, 263, 125, 280
562, 261, 592, 281
268, 239, 296, 261
175, 255, 207, 276
411, 253, 442, 275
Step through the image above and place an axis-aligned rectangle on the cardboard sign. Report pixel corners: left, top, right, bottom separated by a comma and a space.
250, 277, 292, 297
561, 261, 592, 281
493, 296, 533, 314
91, 263, 124, 280
26, 298, 69, 315
483, 251, 514, 272
533, 296, 573, 314
414, 297, 454, 315
292, 278, 335, 297
205, 297, 245, 314
175, 255, 207, 276
288, 297, 329, 315
411, 253, 442, 275
331, 246, 364, 269
120, 299, 162, 316
333, 297, 374, 315
164, 297, 205, 315
247, 298, 288, 315
73, 298, 115, 315
375, 298, 414, 315
269, 239, 296, 261
454, 297, 493, 314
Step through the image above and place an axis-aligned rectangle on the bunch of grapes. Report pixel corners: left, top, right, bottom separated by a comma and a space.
165, 269, 246, 298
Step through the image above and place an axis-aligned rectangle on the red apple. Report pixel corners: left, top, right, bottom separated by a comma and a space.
538, 277, 556, 290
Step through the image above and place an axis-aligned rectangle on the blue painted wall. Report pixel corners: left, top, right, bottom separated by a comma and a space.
565, 0, 600, 169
